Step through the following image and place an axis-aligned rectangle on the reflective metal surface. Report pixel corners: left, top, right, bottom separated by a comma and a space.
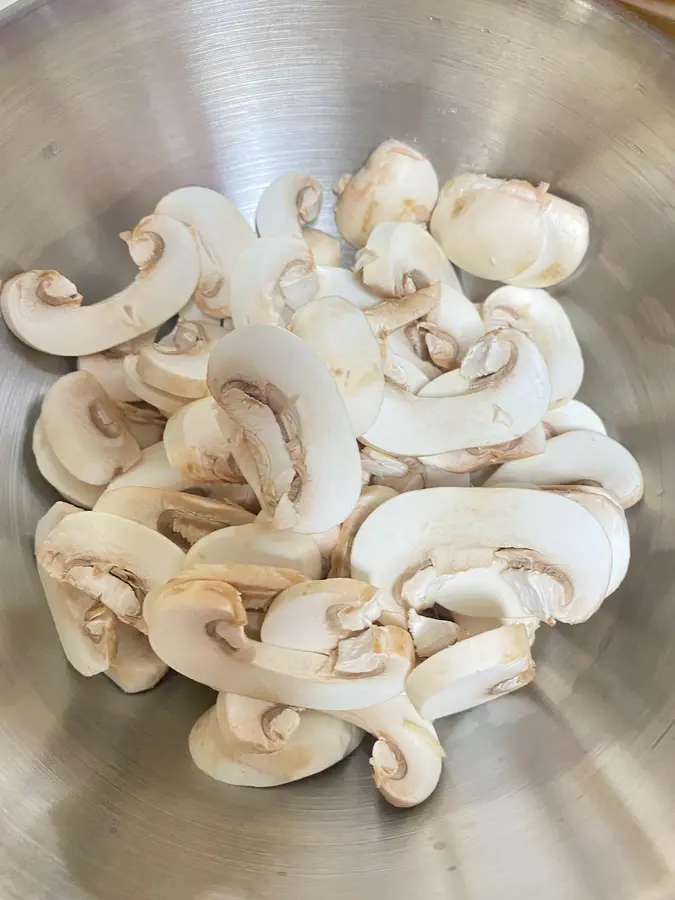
0, 1, 674, 897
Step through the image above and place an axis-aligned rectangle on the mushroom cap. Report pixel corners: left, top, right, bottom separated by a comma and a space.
543, 399, 606, 437
163, 397, 243, 483
316, 265, 381, 310
207, 325, 362, 534
32, 417, 105, 509
334, 140, 439, 248
184, 523, 323, 579
482, 285, 584, 408
256, 172, 323, 239
105, 620, 169, 693
1, 215, 200, 356
303, 228, 341, 267
136, 320, 223, 399
406, 624, 534, 720
362, 328, 551, 456
328, 485, 398, 578
351, 486, 613, 625
485, 429, 644, 508
289, 296, 385, 437
122, 354, 190, 417
40, 371, 141, 486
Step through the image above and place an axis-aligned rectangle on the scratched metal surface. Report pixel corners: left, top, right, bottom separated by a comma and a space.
0, 1, 674, 898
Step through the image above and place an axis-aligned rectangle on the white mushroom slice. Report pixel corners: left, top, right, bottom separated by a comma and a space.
290, 297, 384, 436
430, 174, 589, 287
33, 418, 105, 509
163, 398, 243, 484
406, 624, 534, 720
423, 282, 485, 365
95, 487, 254, 548
1, 216, 200, 355
37, 511, 185, 632
145, 573, 414, 709
302, 228, 341, 266
189, 702, 362, 787
105, 620, 169, 693
421, 424, 547, 474
362, 329, 550, 456
184, 523, 322, 579
208, 325, 362, 534
384, 327, 442, 388
41, 371, 141, 486
261, 579, 379, 653
543, 400, 607, 437
451, 612, 540, 646
35, 502, 116, 675
364, 284, 442, 340
355, 222, 462, 297
256, 173, 323, 239
485, 430, 643, 509
351, 486, 613, 625
172, 563, 309, 612
216, 693, 302, 753
334, 140, 439, 248
332, 693, 444, 807
310, 525, 342, 577
482, 286, 583, 408
407, 610, 464, 658
155, 186, 255, 319
122, 354, 190, 417
77, 331, 158, 404
329, 485, 397, 578
136, 320, 222, 399
117, 401, 166, 450
316, 266, 381, 310
229, 237, 318, 328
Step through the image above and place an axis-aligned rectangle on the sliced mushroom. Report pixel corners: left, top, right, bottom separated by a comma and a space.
216, 692, 302, 753
329, 485, 397, 578
77, 336, 156, 404
289, 296, 385, 436
316, 265, 381, 310
364, 284, 442, 340
105, 620, 169, 693
422, 282, 485, 366
94, 486, 255, 548
334, 140, 439, 248
543, 399, 607, 437
144, 571, 414, 708
406, 624, 534, 720
420, 424, 547, 474
407, 609, 465, 658
33, 417, 105, 509
261, 578, 380, 652
485, 430, 643, 508
256, 173, 323, 238
383, 327, 443, 390
155, 186, 255, 319
1, 216, 200, 356
355, 222, 462, 297
171, 563, 309, 613
362, 328, 551, 456
482, 286, 583, 408
136, 319, 223, 399
37, 510, 185, 632
451, 612, 540, 646
208, 325, 362, 533
117, 401, 167, 449
189, 700, 362, 786
184, 523, 322, 579
350, 486, 613, 626
163, 397, 243, 484
122, 354, 190, 417
303, 228, 341, 266
229, 236, 318, 328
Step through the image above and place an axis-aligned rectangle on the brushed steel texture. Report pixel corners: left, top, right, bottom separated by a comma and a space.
0, 1, 674, 898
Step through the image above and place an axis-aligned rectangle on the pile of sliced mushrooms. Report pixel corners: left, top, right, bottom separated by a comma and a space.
2, 139, 643, 807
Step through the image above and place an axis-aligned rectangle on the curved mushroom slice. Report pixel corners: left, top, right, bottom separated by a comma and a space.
155, 186, 255, 319
256, 173, 323, 239
136, 320, 223, 399
1, 216, 200, 356
329, 485, 397, 578
37, 510, 185, 632
33, 418, 105, 509
208, 325, 362, 534
117, 401, 167, 449
173, 563, 309, 614
41, 371, 141, 486
316, 266, 381, 310
407, 609, 465, 658
362, 328, 551, 457
289, 297, 385, 436
406, 624, 534, 720
105, 620, 169, 693
302, 228, 341, 267
430, 174, 589, 287
229, 236, 318, 328
145, 573, 414, 708
163, 398, 243, 484
35, 502, 116, 676
334, 140, 439, 248
122, 354, 190, 417
420, 424, 547, 474
543, 399, 607, 437
482, 286, 583, 408
184, 523, 322, 579
333, 693, 444, 808
189, 702, 362, 787
350, 486, 613, 626
485, 430, 644, 509
355, 222, 462, 297
95, 487, 254, 549
261, 579, 380, 653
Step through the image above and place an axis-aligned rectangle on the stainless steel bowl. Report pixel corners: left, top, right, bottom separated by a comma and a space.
1, 1, 674, 898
